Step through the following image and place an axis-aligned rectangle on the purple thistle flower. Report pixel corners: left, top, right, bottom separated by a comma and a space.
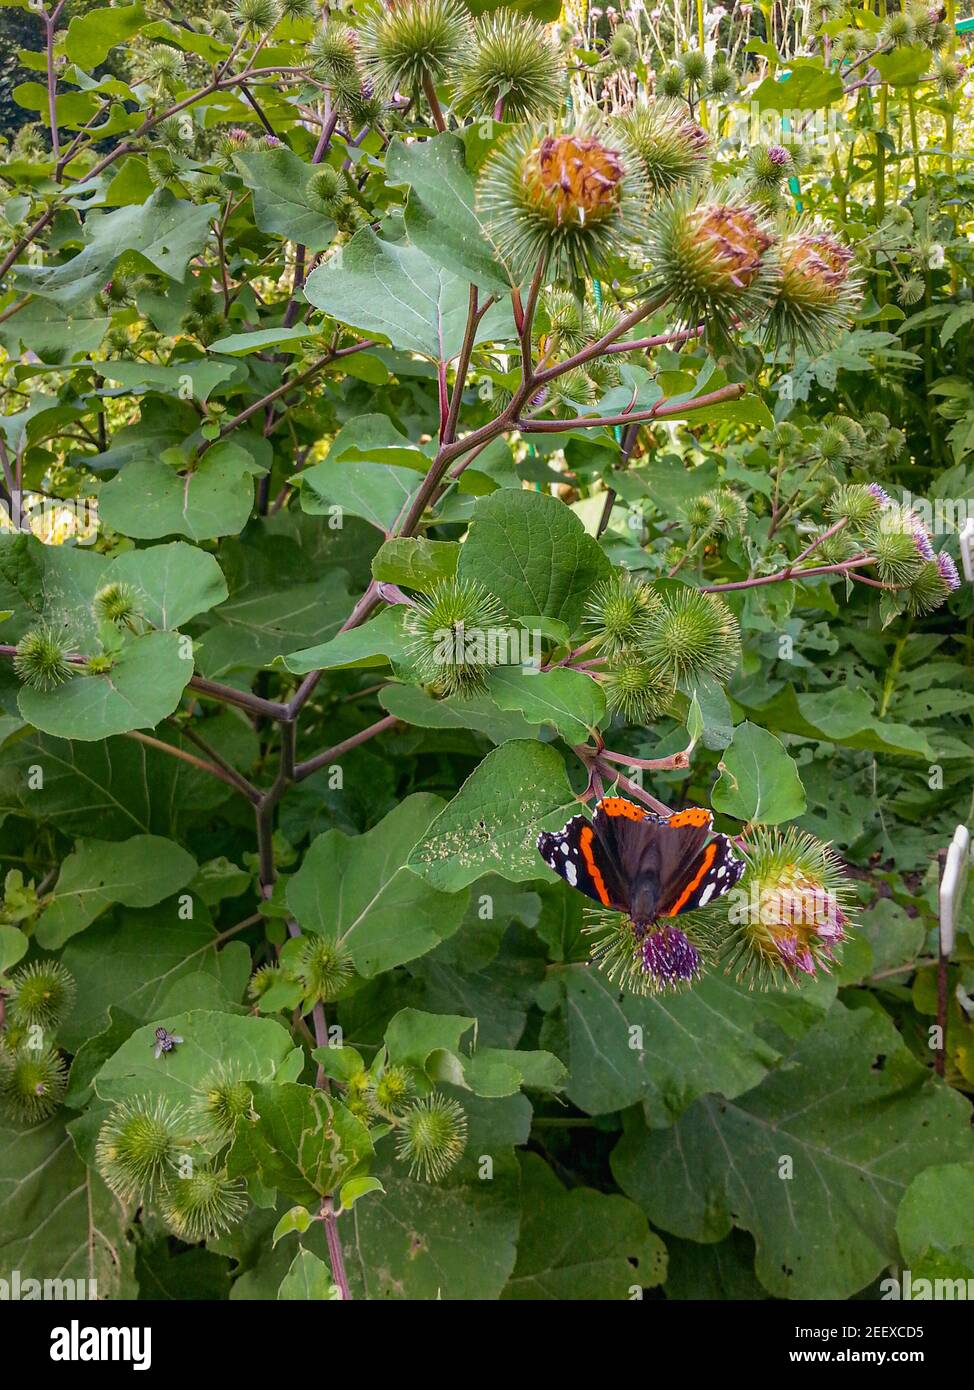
774, 932, 817, 976
867, 483, 891, 507
937, 550, 961, 591
768, 145, 790, 166
913, 527, 936, 563
640, 926, 700, 988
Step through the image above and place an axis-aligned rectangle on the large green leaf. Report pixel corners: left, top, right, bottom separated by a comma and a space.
102, 543, 228, 629
754, 62, 842, 112
386, 133, 513, 293
712, 721, 806, 824
380, 1007, 566, 1098
277, 608, 410, 676
0, 532, 104, 647
502, 1153, 666, 1299
94, 1010, 301, 1106
379, 682, 540, 744
234, 149, 337, 251
0, 1116, 134, 1298
64, 3, 148, 67
0, 726, 239, 839
611, 1005, 974, 1299
59, 901, 249, 1053
287, 794, 469, 976
278, 1250, 340, 1300
98, 357, 243, 405
18, 631, 193, 740
327, 413, 430, 472
873, 45, 930, 86
35, 836, 198, 949
16, 191, 216, 308
98, 442, 263, 541
371, 537, 460, 590
487, 666, 605, 745
408, 741, 578, 890
0, 301, 108, 362
197, 570, 351, 677
347, 1092, 528, 1299
458, 489, 611, 630
737, 684, 932, 759
303, 228, 513, 361
299, 457, 419, 533
547, 963, 835, 1120
896, 1164, 974, 1277
227, 1083, 373, 1206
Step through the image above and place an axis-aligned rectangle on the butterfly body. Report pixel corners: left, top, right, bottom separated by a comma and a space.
537, 796, 744, 929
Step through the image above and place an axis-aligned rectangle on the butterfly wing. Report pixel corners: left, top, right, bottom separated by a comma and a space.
539, 799, 744, 924
594, 800, 713, 926
537, 812, 632, 914
657, 830, 745, 917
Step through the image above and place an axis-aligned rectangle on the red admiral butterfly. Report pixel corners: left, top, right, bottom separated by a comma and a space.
537, 796, 744, 928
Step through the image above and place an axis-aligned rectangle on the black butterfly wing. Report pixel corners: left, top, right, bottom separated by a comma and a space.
538, 798, 744, 925
657, 830, 746, 917
594, 800, 714, 926
537, 811, 632, 914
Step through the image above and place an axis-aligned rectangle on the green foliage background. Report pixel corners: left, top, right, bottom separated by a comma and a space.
1, 0, 973, 1302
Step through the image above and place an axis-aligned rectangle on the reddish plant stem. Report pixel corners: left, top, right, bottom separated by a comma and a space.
281, 914, 351, 1295
789, 516, 848, 567
123, 730, 261, 802
294, 714, 399, 782
599, 742, 694, 772
442, 286, 481, 445
44, 2, 66, 164
172, 718, 262, 802
702, 555, 874, 592
519, 382, 746, 433
422, 73, 447, 132
601, 323, 704, 355
322, 1196, 351, 1299
591, 760, 673, 817
210, 340, 377, 445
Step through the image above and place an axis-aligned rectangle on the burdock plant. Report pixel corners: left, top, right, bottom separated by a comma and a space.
359, 0, 474, 102
404, 578, 508, 698
455, 14, 564, 120
477, 114, 647, 279
599, 652, 677, 724
0, 1042, 67, 1124
725, 828, 854, 986
583, 571, 661, 656
96, 1096, 188, 1201
613, 99, 710, 200
395, 1093, 468, 1181
310, 20, 361, 84
6, 961, 75, 1031
641, 587, 742, 685
644, 187, 779, 344
583, 908, 722, 996
766, 227, 861, 354
13, 625, 75, 693
159, 1167, 248, 1240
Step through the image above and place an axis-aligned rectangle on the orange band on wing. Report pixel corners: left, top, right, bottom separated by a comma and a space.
664, 840, 717, 916
665, 807, 712, 828
598, 797, 647, 821
579, 824, 612, 906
